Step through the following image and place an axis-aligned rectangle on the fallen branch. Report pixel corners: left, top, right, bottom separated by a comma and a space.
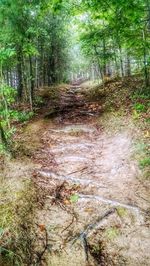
38, 170, 107, 188
67, 167, 88, 176
71, 208, 116, 261
61, 215, 75, 233
79, 194, 140, 212
36, 227, 49, 264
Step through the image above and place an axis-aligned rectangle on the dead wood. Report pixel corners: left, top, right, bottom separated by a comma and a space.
67, 167, 88, 176
71, 208, 116, 262
36, 227, 49, 265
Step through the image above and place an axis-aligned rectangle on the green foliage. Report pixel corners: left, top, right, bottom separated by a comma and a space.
0, 82, 34, 150
70, 194, 79, 203
133, 103, 145, 112
0, 83, 16, 146
16, 111, 34, 123
0, 143, 5, 153
34, 96, 44, 106
131, 92, 150, 101
0, 48, 15, 65
0, 178, 39, 265
139, 157, 150, 169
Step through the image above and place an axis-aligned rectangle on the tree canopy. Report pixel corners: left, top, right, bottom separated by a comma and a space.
0, 0, 149, 146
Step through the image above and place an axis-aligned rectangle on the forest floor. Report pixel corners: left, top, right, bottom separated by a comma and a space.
0, 77, 150, 266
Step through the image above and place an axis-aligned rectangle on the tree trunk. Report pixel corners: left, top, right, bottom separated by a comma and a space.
16, 46, 23, 100
0, 122, 8, 148
29, 55, 34, 99
118, 45, 124, 78
35, 57, 39, 88
103, 37, 107, 76
126, 53, 131, 77
94, 46, 104, 83
142, 29, 149, 87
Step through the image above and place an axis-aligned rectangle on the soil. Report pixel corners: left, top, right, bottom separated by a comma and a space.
4, 83, 150, 265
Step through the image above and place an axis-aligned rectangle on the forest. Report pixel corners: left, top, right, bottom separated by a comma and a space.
0, 0, 150, 265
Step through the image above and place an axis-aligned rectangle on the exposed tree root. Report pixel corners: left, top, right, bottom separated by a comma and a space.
71, 208, 116, 262
35, 226, 49, 265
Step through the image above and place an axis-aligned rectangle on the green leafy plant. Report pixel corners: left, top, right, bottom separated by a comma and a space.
139, 157, 150, 169
70, 194, 79, 203
34, 96, 44, 106
16, 111, 34, 123
0, 48, 16, 150
133, 103, 145, 112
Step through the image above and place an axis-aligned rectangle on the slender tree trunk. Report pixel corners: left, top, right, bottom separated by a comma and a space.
6, 69, 9, 85
142, 29, 149, 87
10, 69, 13, 87
16, 46, 23, 100
119, 45, 124, 78
48, 54, 52, 86
103, 37, 107, 76
35, 57, 38, 88
38, 40, 44, 87
113, 41, 120, 77
146, 0, 150, 30
29, 55, 34, 108
94, 46, 104, 83
126, 53, 131, 77
22, 56, 28, 101
0, 122, 8, 148
29, 55, 34, 98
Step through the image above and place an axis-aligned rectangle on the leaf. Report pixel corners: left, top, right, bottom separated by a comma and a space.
39, 224, 45, 232
144, 131, 150, 138
70, 194, 79, 203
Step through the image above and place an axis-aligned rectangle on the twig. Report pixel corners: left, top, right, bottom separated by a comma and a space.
36, 228, 48, 264
82, 233, 89, 262
67, 167, 88, 176
61, 215, 75, 233
71, 208, 116, 261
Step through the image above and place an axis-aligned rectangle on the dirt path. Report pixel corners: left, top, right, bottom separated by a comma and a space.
23, 85, 150, 265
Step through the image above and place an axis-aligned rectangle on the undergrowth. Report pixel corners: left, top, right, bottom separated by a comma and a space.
0, 177, 42, 266
87, 76, 150, 178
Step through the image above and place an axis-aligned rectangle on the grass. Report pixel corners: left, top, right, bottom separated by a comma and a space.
139, 157, 150, 169
0, 176, 38, 266
133, 140, 150, 179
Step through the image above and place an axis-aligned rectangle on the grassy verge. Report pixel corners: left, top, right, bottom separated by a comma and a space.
0, 176, 38, 266
87, 76, 150, 179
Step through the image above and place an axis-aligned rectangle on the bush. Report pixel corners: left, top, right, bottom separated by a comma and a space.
16, 111, 34, 122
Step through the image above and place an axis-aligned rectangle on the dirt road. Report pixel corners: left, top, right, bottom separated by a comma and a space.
24, 85, 150, 265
